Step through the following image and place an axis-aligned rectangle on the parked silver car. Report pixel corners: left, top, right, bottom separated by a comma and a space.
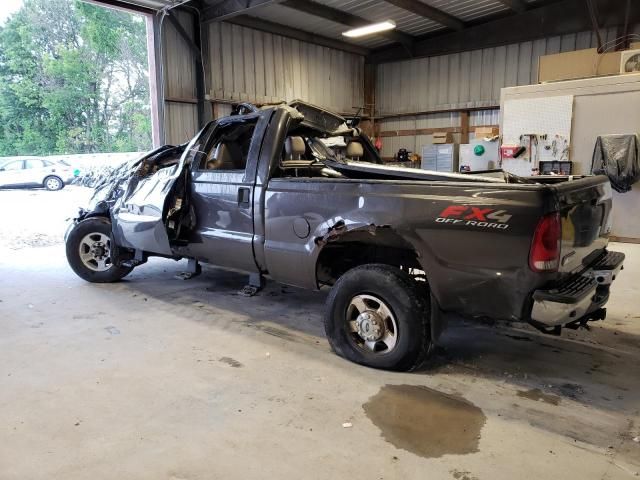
0, 157, 74, 190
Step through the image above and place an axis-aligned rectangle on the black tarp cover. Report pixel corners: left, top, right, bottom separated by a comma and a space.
591, 134, 640, 193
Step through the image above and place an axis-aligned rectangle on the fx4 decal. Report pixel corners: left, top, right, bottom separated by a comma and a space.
435, 205, 512, 230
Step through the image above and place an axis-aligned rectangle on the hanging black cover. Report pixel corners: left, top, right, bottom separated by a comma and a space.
591, 134, 640, 193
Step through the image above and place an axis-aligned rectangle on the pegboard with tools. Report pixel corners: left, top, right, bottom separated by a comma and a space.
500, 95, 574, 176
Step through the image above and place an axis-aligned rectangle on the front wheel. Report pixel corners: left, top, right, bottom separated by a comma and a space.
66, 217, 133, 283
324, 264, 433, 371
44, 175, 64, 191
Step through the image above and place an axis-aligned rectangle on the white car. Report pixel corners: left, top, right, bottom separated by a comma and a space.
0, 157, 74, 191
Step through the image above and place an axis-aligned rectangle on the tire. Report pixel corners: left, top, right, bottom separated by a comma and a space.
324, 264, 433, 371
66, 217, 133, 283
44, 175, 64, 191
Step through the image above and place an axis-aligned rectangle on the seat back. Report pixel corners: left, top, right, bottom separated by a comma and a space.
206, 143, 240, 170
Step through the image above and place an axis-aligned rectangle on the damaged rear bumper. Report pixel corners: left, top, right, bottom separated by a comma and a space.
529, 250, 624, 328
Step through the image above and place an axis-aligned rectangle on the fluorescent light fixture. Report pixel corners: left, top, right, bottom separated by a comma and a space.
342, 20, 396, 38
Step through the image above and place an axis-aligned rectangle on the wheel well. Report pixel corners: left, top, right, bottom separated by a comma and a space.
315, 228, 422, 287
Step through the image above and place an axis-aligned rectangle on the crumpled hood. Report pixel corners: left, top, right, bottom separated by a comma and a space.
85, 157, 143, 211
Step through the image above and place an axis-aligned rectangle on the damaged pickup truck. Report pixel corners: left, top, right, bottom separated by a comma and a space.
65, 101, 625, 371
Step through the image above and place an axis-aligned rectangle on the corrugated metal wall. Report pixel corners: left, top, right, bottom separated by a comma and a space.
214, 103, 233, 119
208, 22, 365, 114
378, 112, 461, 158
376, 109, 503, 157
161, 13, 638, 151
377, 27, 632, 114
376, 25, 640, 158
164, 103, 198, 144
470, 109, 501, 127
161, 17, 365, 144
162, 11, 198, 144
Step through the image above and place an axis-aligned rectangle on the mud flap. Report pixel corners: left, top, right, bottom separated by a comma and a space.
430, 292, 448, 344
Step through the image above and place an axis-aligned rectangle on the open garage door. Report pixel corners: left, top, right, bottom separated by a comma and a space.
0, 0, 159, 251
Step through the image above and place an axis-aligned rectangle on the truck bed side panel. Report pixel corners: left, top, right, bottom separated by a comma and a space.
263, 178, 551, 321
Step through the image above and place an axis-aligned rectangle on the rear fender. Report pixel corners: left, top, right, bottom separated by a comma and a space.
313, 220, 425, 287
313, 221, 448, 341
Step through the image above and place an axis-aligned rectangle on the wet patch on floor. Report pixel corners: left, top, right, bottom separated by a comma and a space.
363, 384, 486, 458
218, 357, 243, 368
517, 388, 560, 405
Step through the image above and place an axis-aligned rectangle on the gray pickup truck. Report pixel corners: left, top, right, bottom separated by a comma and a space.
65, 101, 625, 371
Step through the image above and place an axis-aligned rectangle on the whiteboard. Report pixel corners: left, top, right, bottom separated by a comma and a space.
501, 95, 574, 176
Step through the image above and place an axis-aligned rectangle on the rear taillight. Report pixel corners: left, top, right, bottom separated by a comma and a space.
529, 212, 561, 272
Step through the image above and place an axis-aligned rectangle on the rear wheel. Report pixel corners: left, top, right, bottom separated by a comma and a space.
44, 175, 64, 191
324, 264, 433, 371
66, 217, 133, 283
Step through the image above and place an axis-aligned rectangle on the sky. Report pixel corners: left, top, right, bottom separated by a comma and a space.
0, 0, 24, 26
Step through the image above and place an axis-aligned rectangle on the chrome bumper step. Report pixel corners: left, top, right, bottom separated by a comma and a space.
584, 250, 625, 285
529, 250, 624, 328
533, 275, 597, 304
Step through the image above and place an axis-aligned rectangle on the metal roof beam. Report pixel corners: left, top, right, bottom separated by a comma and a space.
383, 0, 465, 31
369, 0, 640, 63
281, 0, 415, 51
82, 0, 156, 14
227, 15, 371, 56
494, 0, 527, 14
202, 0, 281, 22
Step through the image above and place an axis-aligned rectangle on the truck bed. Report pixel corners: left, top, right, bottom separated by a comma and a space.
261, 172, 613, 324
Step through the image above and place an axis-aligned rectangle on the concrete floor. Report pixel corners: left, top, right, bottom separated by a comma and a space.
1, 189, 639, 479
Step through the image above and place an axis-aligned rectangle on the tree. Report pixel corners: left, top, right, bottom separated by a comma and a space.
0, 0, 152, 155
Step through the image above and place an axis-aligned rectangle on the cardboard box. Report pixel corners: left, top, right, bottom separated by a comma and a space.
475, 126, 499, 139
538, 48, 623, 83
432, 132, 453, 144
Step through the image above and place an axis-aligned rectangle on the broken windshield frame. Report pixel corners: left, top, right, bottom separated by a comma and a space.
182, 121, 217, 169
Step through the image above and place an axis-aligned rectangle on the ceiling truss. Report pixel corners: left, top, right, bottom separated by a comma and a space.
96, 0, 640, 64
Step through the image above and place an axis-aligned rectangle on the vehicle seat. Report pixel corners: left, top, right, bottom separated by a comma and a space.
284, 136, 306, 160
346, 141, 363, 161
282, 136, 315, 171
206, 143, 239, 170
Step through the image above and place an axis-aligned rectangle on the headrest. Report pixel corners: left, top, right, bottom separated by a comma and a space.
346, 141, 363, 158
207, 143, 236, 170
285, 136, 306, 157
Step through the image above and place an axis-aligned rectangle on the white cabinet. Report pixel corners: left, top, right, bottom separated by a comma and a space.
459, 140, 500, 172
